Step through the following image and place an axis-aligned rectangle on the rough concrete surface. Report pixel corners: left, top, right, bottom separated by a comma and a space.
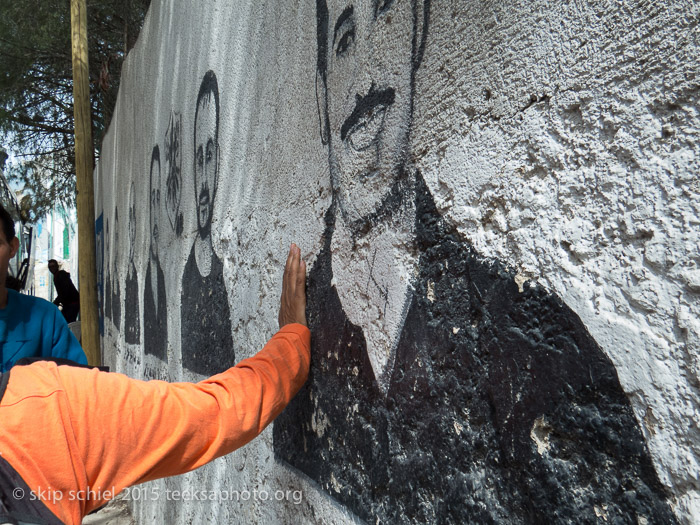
83, 494, 135, 525
95, 0, 699, 523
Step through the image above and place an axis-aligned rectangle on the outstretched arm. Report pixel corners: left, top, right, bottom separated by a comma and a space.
73, 243, 311, 498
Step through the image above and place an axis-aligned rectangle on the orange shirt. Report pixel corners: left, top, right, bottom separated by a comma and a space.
0, 323, 310, 524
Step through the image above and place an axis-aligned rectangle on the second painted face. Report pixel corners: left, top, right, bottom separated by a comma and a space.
113, 208, 119, 270
194, 93, 218, 237
150, 154, 161, 260
322, 0, 417, 231
128, 182, 136, 263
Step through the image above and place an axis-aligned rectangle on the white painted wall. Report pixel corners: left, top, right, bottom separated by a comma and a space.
96, 0, 699, 522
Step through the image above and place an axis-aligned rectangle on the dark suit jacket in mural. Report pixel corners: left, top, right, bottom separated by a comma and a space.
107, 274, 120, 329
274, 175, 674, 524
180, 244, 234, 375
144, 259, 168, 361
124, 262, 140, 344
104, 274, 112, 321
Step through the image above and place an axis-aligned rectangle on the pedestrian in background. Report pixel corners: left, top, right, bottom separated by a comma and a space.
48, 259, 80, 323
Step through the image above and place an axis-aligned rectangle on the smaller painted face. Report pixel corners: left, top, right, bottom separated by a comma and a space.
113, 209, 120, 271
323, 0, 417, 230
194, 93, 218, 237
105, 219, 110, 255
128, 183, 136, 263
150, 156, 161, 260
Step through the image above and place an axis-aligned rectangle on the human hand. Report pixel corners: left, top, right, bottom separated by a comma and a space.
278, 243, 307, 329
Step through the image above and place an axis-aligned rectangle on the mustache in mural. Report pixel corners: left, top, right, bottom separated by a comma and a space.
340, 85, 395, 151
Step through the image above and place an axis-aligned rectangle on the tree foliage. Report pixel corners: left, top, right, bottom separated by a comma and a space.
0, 0, 150, 219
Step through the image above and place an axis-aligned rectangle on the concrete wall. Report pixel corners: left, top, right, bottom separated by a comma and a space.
95, 0, 699, 522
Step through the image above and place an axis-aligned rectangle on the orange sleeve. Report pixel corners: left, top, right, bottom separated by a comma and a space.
0, 323, 310, 524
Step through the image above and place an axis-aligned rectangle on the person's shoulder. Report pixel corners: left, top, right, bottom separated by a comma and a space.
10, 290, 60, 315
9, 289, 46, 307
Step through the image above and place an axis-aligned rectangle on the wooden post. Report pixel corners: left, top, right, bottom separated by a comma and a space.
70, 0, 100, 366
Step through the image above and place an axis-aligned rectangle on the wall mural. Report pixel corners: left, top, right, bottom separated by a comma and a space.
125, 182, 141, 344
180, 70, 234, 376
143, 145, 168, 361
95, 213, 104, 336
273, 0, 676, 523
104, 217, 111, 321
111, 207, 121, 329
104, 208, 121, 329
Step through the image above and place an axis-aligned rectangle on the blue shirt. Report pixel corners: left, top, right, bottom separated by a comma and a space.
0, 289, 88, 372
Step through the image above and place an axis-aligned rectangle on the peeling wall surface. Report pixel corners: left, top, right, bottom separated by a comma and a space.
95, 0, 699, 523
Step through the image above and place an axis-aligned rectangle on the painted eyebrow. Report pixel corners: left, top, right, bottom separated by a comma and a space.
333, 5, 354, 47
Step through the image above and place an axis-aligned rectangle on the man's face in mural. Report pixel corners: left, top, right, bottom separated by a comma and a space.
113, 208, 119, 270
318, 0, 423, 232
128, 183, 136, 263
150, 150, 161, 260
194, 89, 219, 239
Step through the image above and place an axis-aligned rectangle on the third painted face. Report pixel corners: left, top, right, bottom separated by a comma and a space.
113, 209, 119, 270
194, 93, 218, 237
128, 183, 136, 263
150, 156, 161, 260
323, 0, 416, 230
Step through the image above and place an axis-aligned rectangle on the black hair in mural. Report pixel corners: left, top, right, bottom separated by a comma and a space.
180, 70, 233, 376
165, 111, 184, 237
144, 145, 168, 360
124, 182, 141, 344
110, 206, 121, 330
195, 70, 220, 141
273, 1, 675, 523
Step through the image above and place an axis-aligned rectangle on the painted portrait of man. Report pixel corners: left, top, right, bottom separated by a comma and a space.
180, 70, 233, 375
144, 145, 168, 361
124, 182, 141, 344
165, 110, 184, 237
273, 0, 675, 523
104, 216, 112, 321
95, 212, 104, 335
109, 206, 121, 330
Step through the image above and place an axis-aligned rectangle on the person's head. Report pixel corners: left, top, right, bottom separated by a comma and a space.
193, 70, 220, 240
128, 181, 136, 263
0, 204, 19, 291
48, 259, 59, 275
315, 0, 430, 233
150, 145, 161, 260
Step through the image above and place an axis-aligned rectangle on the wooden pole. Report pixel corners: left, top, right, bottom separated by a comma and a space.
70, 0, 100, 366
